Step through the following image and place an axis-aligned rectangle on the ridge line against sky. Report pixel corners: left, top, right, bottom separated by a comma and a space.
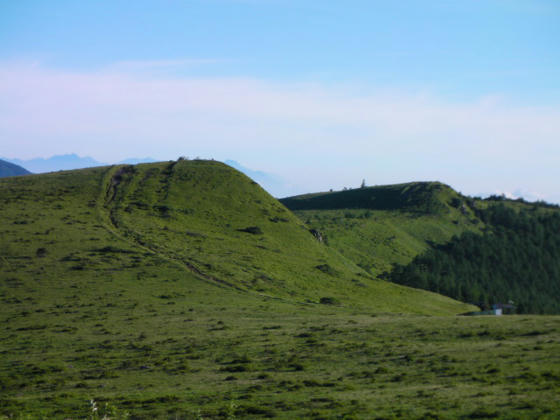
0, 153, 551, 203
1, 1, 559, 201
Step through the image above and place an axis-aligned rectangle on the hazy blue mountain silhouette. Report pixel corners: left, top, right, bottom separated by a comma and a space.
0, 159, 31, 177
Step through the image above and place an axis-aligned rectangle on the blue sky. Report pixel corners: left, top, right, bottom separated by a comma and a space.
1, 0, 559, 199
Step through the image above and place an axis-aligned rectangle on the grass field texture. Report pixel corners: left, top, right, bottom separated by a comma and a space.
1, 161, 558, 418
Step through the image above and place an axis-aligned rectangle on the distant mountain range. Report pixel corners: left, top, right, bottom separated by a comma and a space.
0, 159, 31, 177
0, 154, 156, 174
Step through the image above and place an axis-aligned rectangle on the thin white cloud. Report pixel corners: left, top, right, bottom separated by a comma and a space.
1, 60, 559, 201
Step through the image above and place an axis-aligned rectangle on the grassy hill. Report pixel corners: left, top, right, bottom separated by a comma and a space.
282, 184, 560, 313
94, 160, 473, 313
1, 162, 559, 418
281, 181, 461, 213
281, 182, 482, 276
0, 158, 31, 177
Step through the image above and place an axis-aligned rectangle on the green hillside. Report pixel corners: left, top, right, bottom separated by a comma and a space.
1, 162, 559, 418
281, 182, 482, 276
282, 184, 560, 313
0, 158, 31, 177
1, 165, 475, 314
95, 160, 473, 313
281, 181, 461, 214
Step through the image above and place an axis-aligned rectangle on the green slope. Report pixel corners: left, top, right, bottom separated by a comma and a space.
100, 160, 475, 313
282, 183, 560, 313
0, 161, 474, 315
281, 182, 483, 276
1, 164, 559, 418
281, 181, 460, 213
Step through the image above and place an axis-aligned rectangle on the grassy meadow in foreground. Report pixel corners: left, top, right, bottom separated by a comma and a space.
1, 161, 559, 418
2, 290, 560, 419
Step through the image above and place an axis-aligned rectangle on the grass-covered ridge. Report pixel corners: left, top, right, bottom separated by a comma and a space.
281, 181, 461, 214
281, 182, 482, 277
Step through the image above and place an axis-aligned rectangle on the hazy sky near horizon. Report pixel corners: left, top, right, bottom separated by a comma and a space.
1, 1, 559, 200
